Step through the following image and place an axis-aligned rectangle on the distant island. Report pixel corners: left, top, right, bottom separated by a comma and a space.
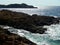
0, 3, 37, 8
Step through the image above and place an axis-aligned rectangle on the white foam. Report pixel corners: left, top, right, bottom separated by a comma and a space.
1, 24, 60, 45
44, 24, 60, 40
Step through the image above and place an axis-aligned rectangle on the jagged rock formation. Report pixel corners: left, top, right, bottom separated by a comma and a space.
0, 10, 59, 34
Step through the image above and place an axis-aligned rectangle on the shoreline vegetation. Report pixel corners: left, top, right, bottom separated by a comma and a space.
0, 10, 60, 45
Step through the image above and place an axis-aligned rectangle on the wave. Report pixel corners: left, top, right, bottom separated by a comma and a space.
1, 24, 60, 45
44, 24, 60, 40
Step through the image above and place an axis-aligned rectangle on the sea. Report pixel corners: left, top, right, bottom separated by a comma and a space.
0, 6, 60, 45
1, 24, 60, 45
0, 6, 60, 17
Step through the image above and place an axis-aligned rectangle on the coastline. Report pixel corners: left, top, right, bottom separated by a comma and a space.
0, 10, 59, 34
0, 9, 60, 45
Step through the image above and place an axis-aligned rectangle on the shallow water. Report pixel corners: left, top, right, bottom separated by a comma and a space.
1, 24, 60, 45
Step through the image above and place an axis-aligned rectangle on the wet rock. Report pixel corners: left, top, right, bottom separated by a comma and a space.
0, 27, 36, 45
0, 10, 59, 34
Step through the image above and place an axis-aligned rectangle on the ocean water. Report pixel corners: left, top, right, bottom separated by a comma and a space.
0, 7, 60, 45
1, 23, 60, 45
0, 6, 60, 17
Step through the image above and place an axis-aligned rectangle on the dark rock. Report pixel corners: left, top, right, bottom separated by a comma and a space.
0, 3, 37, 8
0, 10, 59, 34
0, 27, 36, 45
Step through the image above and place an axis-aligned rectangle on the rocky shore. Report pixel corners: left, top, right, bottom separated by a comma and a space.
0, 27, 36, 45
0, 10, 59, 34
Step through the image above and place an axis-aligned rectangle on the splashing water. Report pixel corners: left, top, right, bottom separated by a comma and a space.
44, 24, 60, 40
1, 24, 60, 45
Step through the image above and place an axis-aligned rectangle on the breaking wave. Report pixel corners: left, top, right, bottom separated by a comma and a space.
1, 23, 60, 45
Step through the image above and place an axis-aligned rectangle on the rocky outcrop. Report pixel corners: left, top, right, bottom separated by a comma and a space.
0, 10, 59, 34
0, 27, 36, 45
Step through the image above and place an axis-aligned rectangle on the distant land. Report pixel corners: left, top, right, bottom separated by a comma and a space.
0, 3, 37, 8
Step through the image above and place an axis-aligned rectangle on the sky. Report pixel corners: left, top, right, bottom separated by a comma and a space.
0, 0, 60, 7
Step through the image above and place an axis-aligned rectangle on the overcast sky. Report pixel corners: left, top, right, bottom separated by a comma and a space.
0, 0, 60, 7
